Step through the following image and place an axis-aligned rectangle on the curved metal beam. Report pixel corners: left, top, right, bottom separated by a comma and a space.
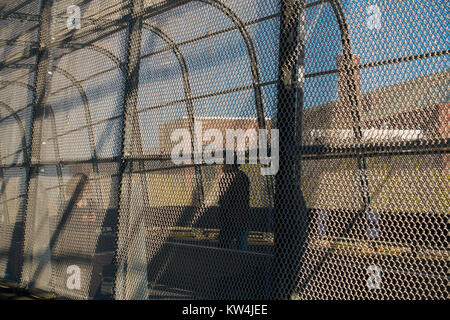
144, 0, 269, 202
0, 80, 35, 93
0, 81, 35, 160
0, 66, 64, 208
142, 22, 204, 201
51, 44, 127, 207
326, 0, 365, 137
51, 66, 96, 147
0, 82, 67, 212
315, 1, 372, 250
43, 105, 66, 204
0, 101, 28, 165
0, 80, 63, 166
52, 66, 103, 208
196, 0, 266, 129
0, 80, 66, 207
0, 100, 32, 233
142, 23, 194, 133
327, 0, 352, 59
54, 43, 126, 74
332, 2, 371, 221
0, 103, 32, 125
48, 0, 266, 128
52, 66, 96, 156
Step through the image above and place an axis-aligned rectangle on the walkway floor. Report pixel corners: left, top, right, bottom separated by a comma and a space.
0, 281, 56, 300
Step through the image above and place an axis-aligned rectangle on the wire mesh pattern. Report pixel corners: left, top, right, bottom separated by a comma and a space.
0, 0, 448, 299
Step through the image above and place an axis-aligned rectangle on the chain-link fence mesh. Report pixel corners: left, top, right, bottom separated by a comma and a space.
0, 0, 448, 299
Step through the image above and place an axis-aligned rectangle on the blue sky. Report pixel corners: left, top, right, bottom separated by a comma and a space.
304, 0, 448, 107
138, 0, 448, 118
135, 0, 448, 151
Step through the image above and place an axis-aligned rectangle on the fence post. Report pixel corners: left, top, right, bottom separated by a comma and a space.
20, 0, 54, 288
113, 0, 148, 300
274, 0, 308, 300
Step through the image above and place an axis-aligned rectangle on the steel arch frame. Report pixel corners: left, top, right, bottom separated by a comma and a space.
195, 0, 266, 129
50, 42, 127, 209
142, 21, 205, 203
0, 101, 29, 165
0, 100, 28, 227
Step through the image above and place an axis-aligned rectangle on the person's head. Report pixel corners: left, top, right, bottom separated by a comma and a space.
222, 162, 239, 173
222, 151, 240, 173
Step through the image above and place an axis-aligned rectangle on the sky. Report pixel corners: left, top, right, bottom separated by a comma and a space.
135, 0, 448, 151
138, 0, 448, 119
303, 0, 448, 108
4, 0, 446, 157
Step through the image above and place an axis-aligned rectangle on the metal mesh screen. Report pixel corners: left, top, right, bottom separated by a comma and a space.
0, 0, 448, 300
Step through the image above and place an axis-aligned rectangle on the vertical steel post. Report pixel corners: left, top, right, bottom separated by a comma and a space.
113, 0, 147, 300
20, 0, 54, 287
274, 0, 308, 300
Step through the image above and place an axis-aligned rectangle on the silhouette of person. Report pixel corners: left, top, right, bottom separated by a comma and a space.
216, 163, 250, 251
